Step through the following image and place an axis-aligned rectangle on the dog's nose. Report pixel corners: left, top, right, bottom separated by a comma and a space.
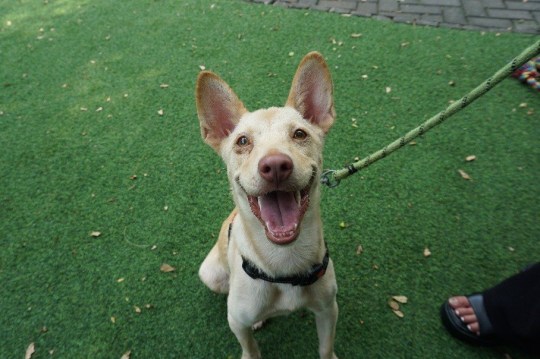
258, 154, 293, 183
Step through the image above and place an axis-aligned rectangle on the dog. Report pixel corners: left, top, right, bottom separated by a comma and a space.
196, 52, 338, 359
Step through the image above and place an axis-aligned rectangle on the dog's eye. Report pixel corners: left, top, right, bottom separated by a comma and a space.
293, 129, 307, 140
236, 135, 250, 146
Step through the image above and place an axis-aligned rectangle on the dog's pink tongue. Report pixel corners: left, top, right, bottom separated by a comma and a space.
259, 191, 299, 232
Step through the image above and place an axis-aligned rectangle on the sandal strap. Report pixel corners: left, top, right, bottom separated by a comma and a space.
468, 294, 494, 335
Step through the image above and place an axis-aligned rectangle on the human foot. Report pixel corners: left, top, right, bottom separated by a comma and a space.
448, 296, 481, 335
440, 294, 496, 346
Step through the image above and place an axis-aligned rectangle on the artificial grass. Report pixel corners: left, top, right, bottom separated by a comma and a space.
0, 0, 538, 358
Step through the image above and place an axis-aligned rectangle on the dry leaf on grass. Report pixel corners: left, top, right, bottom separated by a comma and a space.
393, 310, 404, 318
25, 343, 35, 359
392, 295, 408, 304
198, 65, 206, 71
90, 231, 101, 238
350, 33, 362, 38
458, 169, 471, 180
423, 247, 432, 257
385, 87, 392, 94
465, 155, 476, 162
121, 350, 131, 359
157, 109, 164, 116
160, 263, 176, 273
388, 299, 400, 311
356, 245, 364, 255
160, 83, 169, 89
134, 306, 141, 314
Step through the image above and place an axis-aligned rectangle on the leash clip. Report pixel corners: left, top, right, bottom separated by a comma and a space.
320, 170, 340, 189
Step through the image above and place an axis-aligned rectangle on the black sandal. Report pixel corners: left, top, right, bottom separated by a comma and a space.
440, 294, 499, 346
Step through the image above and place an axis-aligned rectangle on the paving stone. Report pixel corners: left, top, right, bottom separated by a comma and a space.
488, 8, 533, 20
319, 0, 358, 10
401, 4, 442, 14
356, 2, 378, 15
246, 0, 540, 33
417, 0, 460, 6
379, 0, 399, 12
505, 1, 540, 11
468, 16, 513, 29
463, 1, 486, 17
443, 6, 466, 24
512, 20, 540, 33
481, 0, 504, 8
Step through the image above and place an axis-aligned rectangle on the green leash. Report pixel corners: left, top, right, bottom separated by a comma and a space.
321, 40, 540, 189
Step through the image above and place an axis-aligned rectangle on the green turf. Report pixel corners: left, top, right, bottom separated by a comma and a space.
1, 1, 538, 358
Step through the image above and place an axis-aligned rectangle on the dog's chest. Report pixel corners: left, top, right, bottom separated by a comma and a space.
260, 284, 308, 318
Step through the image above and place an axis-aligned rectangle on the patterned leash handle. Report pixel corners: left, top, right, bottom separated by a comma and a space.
321, 40, 540, 189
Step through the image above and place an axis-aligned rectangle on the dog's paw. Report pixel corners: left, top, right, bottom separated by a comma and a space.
251, 320, 266, 331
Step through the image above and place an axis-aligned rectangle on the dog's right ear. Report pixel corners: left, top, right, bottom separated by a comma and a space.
196, 71, 247, 151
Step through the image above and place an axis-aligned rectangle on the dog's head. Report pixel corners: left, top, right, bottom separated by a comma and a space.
196, 52, 335, 245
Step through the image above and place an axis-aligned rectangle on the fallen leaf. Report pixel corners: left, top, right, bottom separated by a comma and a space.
130, 175, 137, 180
519, 102, 527, 108
356, 245, 363, 255
288, 51, 295, 57
339, 221, 347, 229
448, 80, 456, 86
96, 107, 103, 112
121, 350, 131, 359
385, 86, 392, 94
25, 343, 35, 359
423, 247, 432, 257
90, 231, 101, 238
393, 310, 404, 318
458, 169, 471, 180
350, 33, 362, 38
117, 278, 125, 283
134, 306, 141, 314
111, 316, 116, 324
160, 263, 175, 273
157, 109, 164, 116
160, 83, 169, 89
392, 295, 408, 304
465, 155, 476, 162
388, 299, 400, 311
198, 65, 206, 71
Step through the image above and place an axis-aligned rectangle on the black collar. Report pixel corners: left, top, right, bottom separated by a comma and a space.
242, 248, 329, 286
229, 222, 329, 286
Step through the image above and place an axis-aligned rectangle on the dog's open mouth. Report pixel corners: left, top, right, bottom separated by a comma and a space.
245, 172, 315, 245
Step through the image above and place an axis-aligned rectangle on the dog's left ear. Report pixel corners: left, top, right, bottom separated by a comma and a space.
286, 52, 335, 134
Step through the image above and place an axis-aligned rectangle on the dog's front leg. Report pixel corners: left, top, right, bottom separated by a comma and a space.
228, 313, 261, 359
314, 300, 339, 359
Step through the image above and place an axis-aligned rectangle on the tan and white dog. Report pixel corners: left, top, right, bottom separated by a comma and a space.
196, 52, 338, 359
